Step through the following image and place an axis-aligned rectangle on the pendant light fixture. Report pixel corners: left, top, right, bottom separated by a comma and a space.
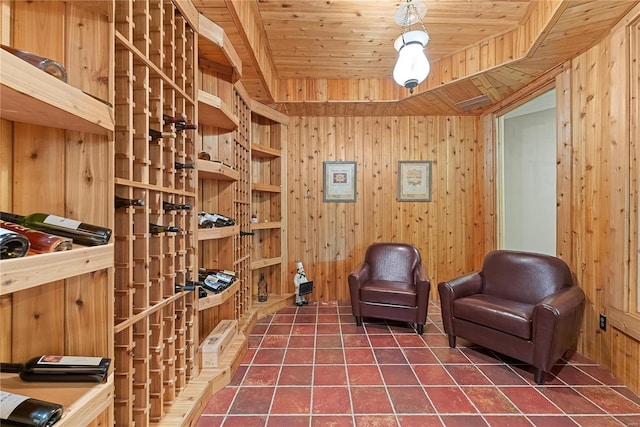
393, 0, 430, 94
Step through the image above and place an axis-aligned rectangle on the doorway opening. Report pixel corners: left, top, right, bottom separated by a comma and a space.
496, 89, 557, 255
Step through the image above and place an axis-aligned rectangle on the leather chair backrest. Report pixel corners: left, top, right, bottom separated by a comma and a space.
365, 242, 421, 282
481, 250, 573, 304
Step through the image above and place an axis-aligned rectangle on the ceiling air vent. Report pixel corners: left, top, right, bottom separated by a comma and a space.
455, 94, 493, 111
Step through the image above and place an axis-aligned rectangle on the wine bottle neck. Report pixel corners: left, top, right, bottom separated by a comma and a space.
0, 362, 24, 373
0, 212, 24, 224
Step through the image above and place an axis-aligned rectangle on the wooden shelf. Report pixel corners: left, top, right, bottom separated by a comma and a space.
198, 90, 238, 130
197, 281, 240, 311
0, 49, 114, 135
250, 221, 282, 230
251, 183, 281, 193
197, 159, 239, 181
0, 244, 114, 296
0, 373, 114, 427
197, 225, 239, 241
251, 256, 282, 270
252, 293, 296, 319
197, 14, 242, 81
251, 143, 281, 158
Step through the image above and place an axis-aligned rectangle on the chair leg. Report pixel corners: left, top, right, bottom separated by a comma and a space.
355, 316, 362, 326
534, 368, 546, 385
416, 324, 424, 335
448, 335, 456, 348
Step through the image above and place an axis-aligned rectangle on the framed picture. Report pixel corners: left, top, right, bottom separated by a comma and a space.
398, 160, 432, 202
323, 161, 357, 202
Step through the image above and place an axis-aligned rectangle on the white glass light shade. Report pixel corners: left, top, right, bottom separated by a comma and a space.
393, 30, 430, 92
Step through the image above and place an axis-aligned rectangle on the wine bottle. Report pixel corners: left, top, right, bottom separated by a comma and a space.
162, 201, 191, 211
163, 113, 187, 125
0, 390, 63, 427
198, 268, 235, 284
174, 162, 195, 170
0, 212, 111, 247
175, 122, 198, 132
0, 227, 30, 259
149, 223, 180, 234
180, 280, 210, 298
175, 283, 196, 292
115, 195, 145, 209
200, 275, 226, 293
1, 44, 67, 82
0, 220, 72, 254
149, 129, 176, 142
0, 355, 111, 382
198, 216, 214, 229
198, 151, 211, 161
198, 212, 235, 227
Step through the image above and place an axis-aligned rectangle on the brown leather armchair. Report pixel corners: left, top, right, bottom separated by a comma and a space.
349, 242, 430, 334
438, 250, 585, 384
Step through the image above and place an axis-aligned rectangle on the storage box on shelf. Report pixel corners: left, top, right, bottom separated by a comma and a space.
0, 1, 115, 425
113, 1, 197, 425
250, 101, 292, 312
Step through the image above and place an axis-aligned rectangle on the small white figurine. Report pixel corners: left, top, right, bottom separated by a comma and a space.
293, 261, 309, 306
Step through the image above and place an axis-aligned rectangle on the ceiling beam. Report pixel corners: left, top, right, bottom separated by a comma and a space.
224, 0, 278, 103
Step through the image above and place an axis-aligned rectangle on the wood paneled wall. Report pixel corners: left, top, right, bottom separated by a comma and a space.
551, 4, 640, 394
286, 116, 480, 302
284, 4, 640, 395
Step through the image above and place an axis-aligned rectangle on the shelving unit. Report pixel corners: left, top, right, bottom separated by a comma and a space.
0, 1, 115, 425
1, 3, 292, 425
250, 101, 292, 306
113, 1, 197, 425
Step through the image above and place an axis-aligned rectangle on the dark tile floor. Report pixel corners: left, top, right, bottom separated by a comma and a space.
196, 301, 640, 426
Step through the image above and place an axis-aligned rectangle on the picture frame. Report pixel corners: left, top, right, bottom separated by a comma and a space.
323, 161, 357, 202
398, 160, 432, 202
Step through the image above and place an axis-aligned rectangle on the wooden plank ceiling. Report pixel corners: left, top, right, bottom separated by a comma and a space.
194, 0, 638, 116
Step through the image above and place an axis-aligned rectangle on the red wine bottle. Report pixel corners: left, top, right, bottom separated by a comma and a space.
0, 390, 63, 427
162, 113, 187, 125
0, 212, 111, 247
0, 355, 111, 382
149, 129, 175, 142
0, 220, 72, 254
175, 122, 197, 132
0, 227, 30, 259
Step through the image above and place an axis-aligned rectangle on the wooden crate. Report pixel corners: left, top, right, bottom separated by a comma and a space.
199, 319, 238, 368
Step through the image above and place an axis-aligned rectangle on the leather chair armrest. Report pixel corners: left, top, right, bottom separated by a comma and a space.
437, 272, 482, 337
414, 264, 431, 323
348, 262, 370, 317
348, 262, 370, 288
532, 286, 586, 371
438, 272, 483, 300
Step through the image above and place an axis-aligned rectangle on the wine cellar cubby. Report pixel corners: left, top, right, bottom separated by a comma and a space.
0, 1, 115, 425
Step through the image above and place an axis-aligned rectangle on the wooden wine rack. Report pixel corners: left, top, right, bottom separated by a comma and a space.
0, 1, 115, 426
1, 1, 291, 425
113, 1, 197, 425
